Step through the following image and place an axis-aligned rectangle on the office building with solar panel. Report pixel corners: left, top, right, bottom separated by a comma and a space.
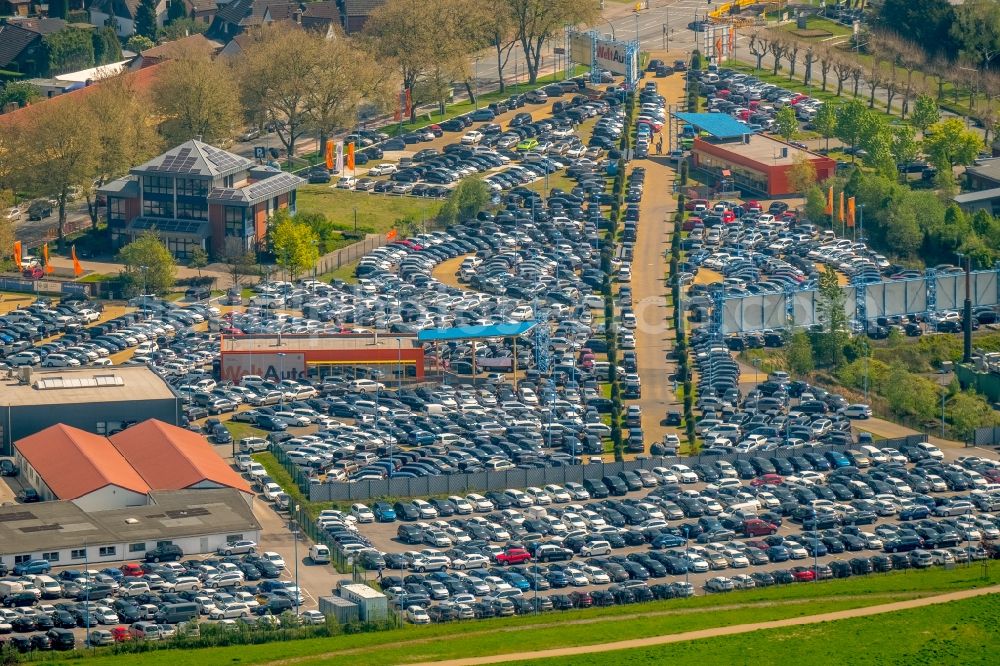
98, 139, 305, 259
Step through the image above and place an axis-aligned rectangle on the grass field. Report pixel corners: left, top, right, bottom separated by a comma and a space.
59, 566, 1000, 666
526, 594, 1000, 666
296, 185, 444, 235
780, 16, 854, 39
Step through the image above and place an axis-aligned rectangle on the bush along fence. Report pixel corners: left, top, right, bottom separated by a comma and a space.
315, 233, 388, 276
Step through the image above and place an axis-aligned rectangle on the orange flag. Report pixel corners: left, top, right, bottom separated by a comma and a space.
71, 244, 83, 276
325, 140, 334, 170
824, 186, 833, 215
43, 243, 53, 274
838, 190, 845, 224
13, 241, 21, 269
847, 196, 856, 228
346, 142, 355, 172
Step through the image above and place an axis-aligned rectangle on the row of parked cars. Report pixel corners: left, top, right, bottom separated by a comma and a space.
325, 437, 1000, 622
0, 543, 314, 652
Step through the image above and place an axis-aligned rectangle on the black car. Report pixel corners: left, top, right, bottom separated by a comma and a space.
307, 168, 332, 184
0, 459, 17, 476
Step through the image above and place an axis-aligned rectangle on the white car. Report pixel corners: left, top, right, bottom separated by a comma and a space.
263, 551, 286, 569
336, 176, 357, 189
406, 606, 430, 624
842, 404, 872, 419
465, 493, 495, 512
349, 379, 385, 393
448, 496, 475, 514
367, 163, 397, 176
452, 553, 490, 570
670, 464, 699, 483
351, 503, 376, 523
219, 540, 257, 556
543, 484, 572, 503
299, 609, 325, 625
209, 602, 250, 620
461, 131, 484, 144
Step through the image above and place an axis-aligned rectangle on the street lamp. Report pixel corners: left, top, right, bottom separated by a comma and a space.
396, 337, 402, 390
752, 357, 762, 393
602, 18, 616, 41
289, 506, 301, 616
139, 265, 148, 317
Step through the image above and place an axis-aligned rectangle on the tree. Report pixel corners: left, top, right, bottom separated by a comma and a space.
832, 57, 852, 96
923, 118, 984, 172
118, 233, 177, 296
295, 211, 340, 253
803, 46, 818, 86
125, 34, 155, 53
835, 99, 868, 161
804, 185, 828, 223
814, 102, 837, 152
890, 125, 919, 178
85, 74, 161, 229
818, 46, 833, 92
152, 45, 240, 146
0, 81, 40, 109
135, 0, 159, 41
911, 94, 940, 136
239, 25, 328, 161
270, 211, 319, 281
505, 0, 598, 83
188, 247, 209, 277
437, 176, 491, 226
951, 0, 1000, 68
885, 202, 922, 257
167, 0, 187, 23
787, 330, 815, 375
43, 28, 95, 75
768, 37, 787, 76
876, 0, 957, 58
304, 32, 392, 152
788, 154, 817, 195
92, 26, 123, 65
159, 18, 208, 41
479, 3, 519, 92
220, 238, 257, 287
774, 106, 797, 141
813, 265, 848, 368
49, 0, 68, 19
748, 30, 770, 70
18, 103, 98, 247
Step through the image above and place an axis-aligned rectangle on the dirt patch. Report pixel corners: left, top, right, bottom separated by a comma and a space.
789, 29, 833, 38
432, 254, 472, 290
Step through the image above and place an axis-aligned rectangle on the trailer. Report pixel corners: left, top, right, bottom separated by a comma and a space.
338, 583, 388, 622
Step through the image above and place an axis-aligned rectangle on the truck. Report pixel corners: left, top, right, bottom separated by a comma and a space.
337, 583, 388, 622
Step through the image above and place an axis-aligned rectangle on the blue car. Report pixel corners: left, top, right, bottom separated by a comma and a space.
373, 502, 397, 523
651, 533, 686, 549
14, 559, 52, 576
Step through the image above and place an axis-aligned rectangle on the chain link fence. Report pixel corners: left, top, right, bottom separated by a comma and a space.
315, 234, 389, 276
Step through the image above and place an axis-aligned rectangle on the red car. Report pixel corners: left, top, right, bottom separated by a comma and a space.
791, 567, 816, 582
745, 539, 770, 551
495, 548, 532, 565
742, 519, 778, 537
110, 626, 131, 642
22, 267, 43, 280
119, 562, 144, 577
751, 474, 784, 487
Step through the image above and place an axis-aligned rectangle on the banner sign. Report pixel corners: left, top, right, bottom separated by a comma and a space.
221, 352, 307, 384
570, 32, 594, 65
335, 141, 344, 173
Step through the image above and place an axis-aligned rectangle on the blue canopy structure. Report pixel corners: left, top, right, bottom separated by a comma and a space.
417, 322, 539, 342
673, 112, 754, 140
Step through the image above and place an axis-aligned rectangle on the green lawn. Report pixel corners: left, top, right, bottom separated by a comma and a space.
781, 15, 854, 39
224, 419, 265, 441
66, 566, 1000, 666
296, 185, 443, 235
317, 261, 360, 284
528, 594, 1000, 666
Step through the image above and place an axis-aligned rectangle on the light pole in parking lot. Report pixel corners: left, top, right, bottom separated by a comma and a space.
84, 542, 91, 649
752, 357, 761, 394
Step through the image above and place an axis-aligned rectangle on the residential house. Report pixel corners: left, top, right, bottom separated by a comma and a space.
208, 0, 296, 40
98, 139, 304, 258
0, 18, 67, 78
177, 0, 219, 24
135, 32, 222, 67
341, 0, 384, 34
300, 0, 338, 33
0, 0, 32, 17
89, 0, 168, 39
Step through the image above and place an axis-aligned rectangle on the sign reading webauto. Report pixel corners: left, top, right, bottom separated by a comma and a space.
595, 39, 631, 76
221, 352, 307, 384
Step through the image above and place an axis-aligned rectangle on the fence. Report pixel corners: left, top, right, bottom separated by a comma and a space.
314, 234, 388, 276
0, 276, 95, 297
973, 427, 1000, 447
306, 457, 673, 502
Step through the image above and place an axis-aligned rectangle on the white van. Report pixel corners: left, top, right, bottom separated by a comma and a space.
309, 544, 331, 564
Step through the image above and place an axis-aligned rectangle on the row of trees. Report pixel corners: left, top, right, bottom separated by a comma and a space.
364, 0, 599, 121
876, 0, 1000, 67
747, 27, 1000, 143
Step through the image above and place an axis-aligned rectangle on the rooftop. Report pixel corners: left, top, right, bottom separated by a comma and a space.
15, 425, 151, 500
131, 139, 255, 180
222, 333, 421, 353
694, 133, 821, 167
0, 489, 259, 556
674, 112, 754, 140
0, 366, 177, 407
954, 187, 1000, 204
966, 158, 1000, 185
109, 420, 252, 493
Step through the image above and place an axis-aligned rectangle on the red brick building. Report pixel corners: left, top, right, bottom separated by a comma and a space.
691, 133, 836, 197
98, 139, 304, 259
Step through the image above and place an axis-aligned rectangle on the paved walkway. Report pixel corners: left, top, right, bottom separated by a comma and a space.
402, 585, 1000, 666
630, 53, 688, 447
